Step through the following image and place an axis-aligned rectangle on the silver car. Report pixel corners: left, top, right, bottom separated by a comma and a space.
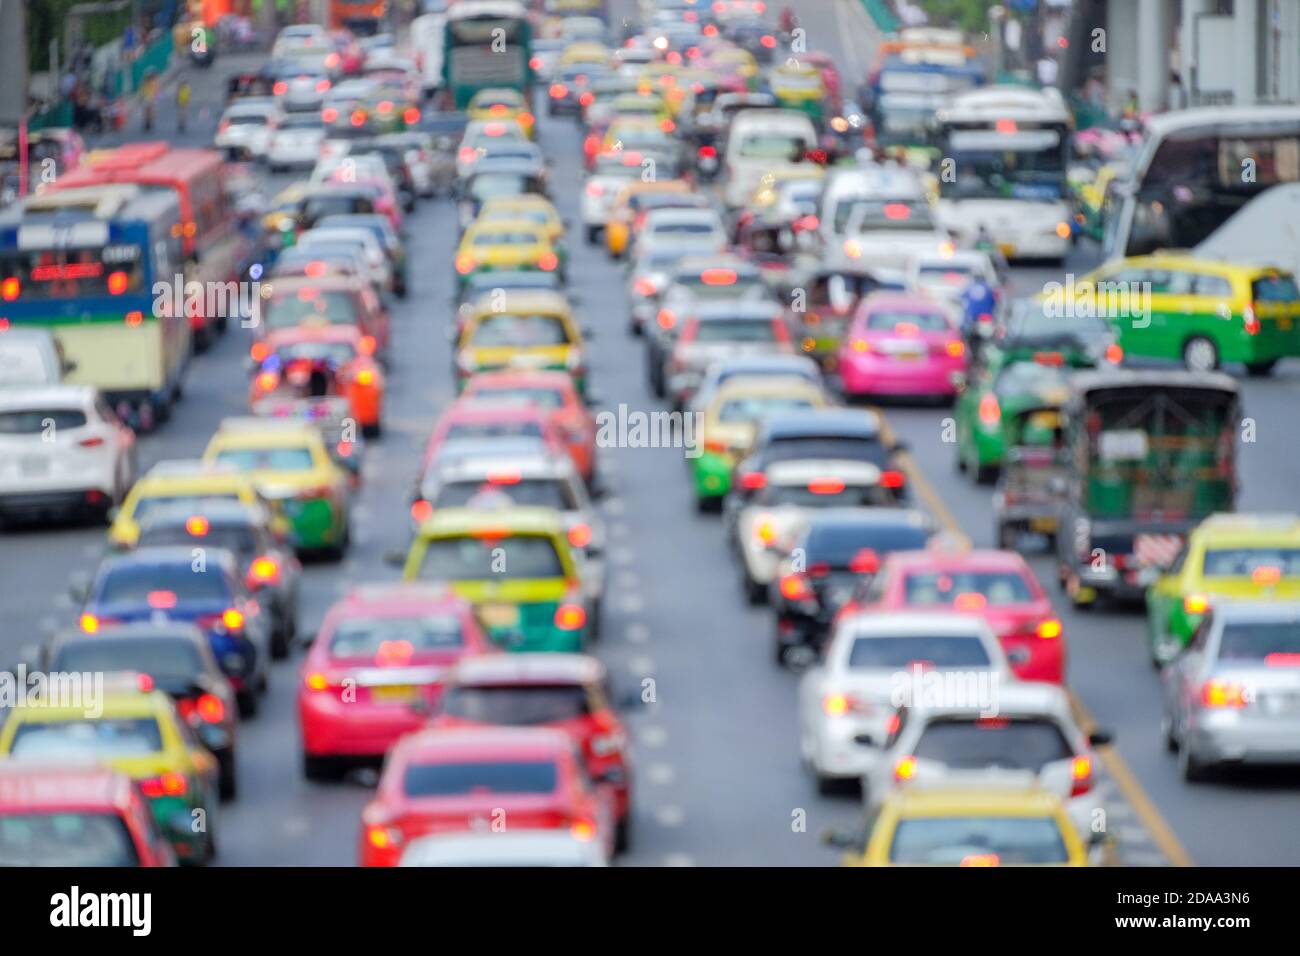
1162, 600, 1300, 781
664, 301, 793, 409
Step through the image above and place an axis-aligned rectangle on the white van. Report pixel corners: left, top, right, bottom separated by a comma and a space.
410, 13, 446, 99
819, 163, 928, 253
723, 109, 817, 209
0, 328, 72, 388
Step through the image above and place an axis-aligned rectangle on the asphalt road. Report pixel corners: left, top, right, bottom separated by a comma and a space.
2, 0, 1297, 866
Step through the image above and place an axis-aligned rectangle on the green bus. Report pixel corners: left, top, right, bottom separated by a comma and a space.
442, 0, 535, 110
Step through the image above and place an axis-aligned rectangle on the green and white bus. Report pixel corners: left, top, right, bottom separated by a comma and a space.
442, 0, 535, 110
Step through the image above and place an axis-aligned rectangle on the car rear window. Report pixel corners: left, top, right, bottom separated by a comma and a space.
889, 816, 1069, 865
403, 760, 558, 797
442, 683, 590, 724
861, 310, 951, 333
97, 563, 232, 604
913, 717, 1073, 771
767, 435, 885, 467
214, 447, 315, 472
444, 421, 543, 441
50, 638, 205, 681
0, 409, 86, 433
264, 290, 360, 329
0, 812, 140, 867
468, 386, 565, 409
137, 524, 258, 558
328, 615, 464, 656
718, 396, 814, 422
693, 319, 776, 343
10, 718, 164, 758
1218, 621, 1300, 661
902, 571, 1036, 606
1252, 274, 1300, 302
132, 494, 240, 521
761, 483, 893, 508
848, 635, 993, 669
470, 314, 570, 347
803, 523, 927, 566
417, 534, 564, 580
434, 478, 574, 511
1201, 548, 1300, 576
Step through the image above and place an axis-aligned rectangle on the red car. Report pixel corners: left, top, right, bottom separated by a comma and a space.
419, 398, 569, 475
847, 549, 1065, 684
257, 275, 391, 358
0, 764, 176, 866
430, 653, 632, 851
460, 370, 597, 485
249, 324, 386, 437
358, 726, 616, 866
298, 584, 495, 779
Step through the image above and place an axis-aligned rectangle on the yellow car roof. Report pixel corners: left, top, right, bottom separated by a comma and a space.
206, 419, 321, 450
467, 289, 573, 318
884, 785, 1068, 818
415, 505, 566, 539
561, 41, 609, 61
135, 465, 254, 495
775, 62, 821, 78
1103, 254, 1287, 279
469, 88, 526, 107
7, 687, 168, 724
479, 195, 558, 214
1193, 512, 1300, 546
464, 219, 550, 241
712, 377, 825, 404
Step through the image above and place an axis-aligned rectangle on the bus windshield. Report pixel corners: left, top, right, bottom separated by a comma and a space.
942, 128, 1066, 200
445, 14, 531, 105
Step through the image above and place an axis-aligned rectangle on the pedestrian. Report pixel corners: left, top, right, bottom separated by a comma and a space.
176, 80, 192, 133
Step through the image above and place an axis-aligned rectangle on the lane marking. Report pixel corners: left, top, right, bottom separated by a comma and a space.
629, 655, 656, 675
868, 405, 1192, 867
638, 724, 668, 748
647, 763, 676, 786
662, 853, 695, 866
654, 805, 686, 827
625, 622, 651, 644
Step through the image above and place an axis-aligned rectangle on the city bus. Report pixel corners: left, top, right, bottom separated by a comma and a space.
1102, 105, 1300, 261
933, 85, 1074, 263
866, 48, 985, 150
331, 0, 388, 35
442, 0, 535, 110
51, 143, 251, 348
0, 185, 189, 429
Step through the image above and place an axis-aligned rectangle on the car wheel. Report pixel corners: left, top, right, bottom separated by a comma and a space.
362, 421, 381, 439
1246, 359, 1278, 376
303, 752, 344, 782
270, 624, 290, 661
814, 772, 840, 796
236, 688, 258, 719
1161, 712, 1178, 753
614, 814, 632, 854
742, 571, 766, 605
1182, 336, 1219, 372
218, 750, 238, 801
585, 225, 600, 245
1178, 737, 1210, 782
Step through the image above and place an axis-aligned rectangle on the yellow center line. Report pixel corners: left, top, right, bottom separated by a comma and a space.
870, 403, 1194, 868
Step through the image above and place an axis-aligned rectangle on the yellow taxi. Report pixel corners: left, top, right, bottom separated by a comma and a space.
605, 179, 696, 258
455, 290, 587, 395
708, 47, 759, 87
454, 218, 562, 285
769, 60, 829, 123
559, 41, 611, 69
473, 195, 567, 267
1146, 512, 1300, 665
692, 377, 828, 505
109, 459, 272, 549
828, 785, 1090, 867
466, 87, 536, 139
0, 676, 219, 864
610, 92, 675, 131
201, 418, 352, 558
637, 62, 688, 99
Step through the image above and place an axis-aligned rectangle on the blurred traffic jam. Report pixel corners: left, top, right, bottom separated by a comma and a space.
1, 0, 1299, 871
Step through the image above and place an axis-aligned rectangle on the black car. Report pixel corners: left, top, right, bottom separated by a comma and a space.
134, 501, 302, 659
43, 622, 241, 798
729, 409, 910, 515
769, 508, 934, 666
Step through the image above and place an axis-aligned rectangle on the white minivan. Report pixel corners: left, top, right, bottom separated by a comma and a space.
0, 328, 72, 388
723, 109, 817, 209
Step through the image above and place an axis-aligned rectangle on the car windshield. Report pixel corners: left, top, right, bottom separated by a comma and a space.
132, 494, 239, 521
803, 522, 929, 565
137, 524, 258, 558
470, 174, 530, 200
403, 760, 558, 797
213, 447, 315, 471
10, 718, 164, 758
97, 562, 231, 603
848, 199, 937, 232
442, 683, 590, 724
694, 319, 776, 343
862, 310, 950, 333
51, 638, 205, 682
767, 435, 885, 467
263, 290, 359, 329
902, 571, 1036, 606
434, 479, 573, 511
848, 635, 993, 668
738, 134, 807, 159
0, 409, 86, 433
417, 534, 564, 580
718, 396, 813, 422
464, 274, 560, 297
444, 421, 542, 441
1201, 548, 1300, 576
469, 314, 570, 347
472, 230, 543, 246
0, 812, 141, 867
1218, 621, 1300, 661
328, 616, 463, 656
468, 386, 564, 409
914, 717, 1073, 771
889, 817, 1069, 865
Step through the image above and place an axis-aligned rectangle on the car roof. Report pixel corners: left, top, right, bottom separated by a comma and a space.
396, 725, 573, 760
843, 609, 994, 636
0, 764, 134, 812
763, 408, 881, 438
883, 548, 1031, 572
0, 385, 96, 408
1194, 511, 1300, 542
451, 652, 604, 685
99, 545, 238, 571
884, 784, 1067, 816
414, 505, 565, 537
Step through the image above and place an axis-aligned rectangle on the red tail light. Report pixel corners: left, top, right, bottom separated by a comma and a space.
316, 79, 330, 93
1070, 755, 1093, 796
739, 470, 766, 490
410, 499, 433, 523
273, 81, 288, 95
698, 145, 717, 159
761, 34, 776, 48
568, 523, 592, 548
223, 608, 244, 630
1037, 618, 1063, 639
1, 277, 20, 301
106, 270, 128, 295
77, 436, 106, 448
849, 548, 879, 574
178, 693, 226, 724
1105, 343, 1124, 364
537, 252, 559, 272
321, 107, 338, 123
529, 56, 543, 70
555, 603, 587, 631
247, 555, 281, 587
778, 573, 814, 601
978, 393, 1001, 426
550, 84, 569, 99
1201, 679, 1248, 709
404, 107, 421, 125
140, 772, 188, 798
880, 470, 905, 489
633, 277, 657, 297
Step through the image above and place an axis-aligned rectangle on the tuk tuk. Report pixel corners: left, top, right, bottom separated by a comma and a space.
768, 62, 828, 125
994, 403, 1068, 549
1054, 370, 1240, 608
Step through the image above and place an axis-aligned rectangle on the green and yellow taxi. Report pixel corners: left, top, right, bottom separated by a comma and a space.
829, 786, 1089, 867
768, 61, 828, 123
954, 360, 1074, 483
559, 41, 611, 69
1070, 162, 1123, 242
693, 377, 828, 507
109, 459, 275, 549
395, 506, 591, 652
1145, 512, 1300, 665
202, 418, 352, 557
455, 290, 587, 395
1065, 255, 1300, 375
466, 87, 536, 140
0, 676, 219, 864
454, 218, 561, 287
610, 92, 675, 131
473, 196, 568, 272
708, 47, 759, 89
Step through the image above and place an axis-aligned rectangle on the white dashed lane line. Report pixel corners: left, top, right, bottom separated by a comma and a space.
653, 805, 686, 827
624, 622, 651, 644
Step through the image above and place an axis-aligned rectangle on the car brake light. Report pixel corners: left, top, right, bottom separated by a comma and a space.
945, 340, 965, 358
739, 470, 766, 490
1201, 679, 1248, 709
550, 83, 569, 98
1183, 593, 1209, 615
808, 477, 845, 495
633, 277, 657, 297
404, 107, 420, 125
79, 613, 100, 633
273, 81, 288, 95
978, 393, 1001, 426
537, 252, 558, 272
555, 603, 587, 631
761, 34, 776, 48
778, 573, 813, 601
248, 556, 281, 587
321, 108, 337, 123
960, 853, 1000, 867
190, 693, 226, 723
880, 470, 905, 489
849, 548, 879, 574
1069, 755, 1093, 795
1037, 618, 1063, 639
106, 270, 128, 295
410, 499, 433, 523
316, 79, 330, 93
455, 255, 476, 274
656, 309, 675, 330
77, 435, 106, 448
569, 818, 596, 841
459, 146, 477, 163
140, 772, 188, 798
698, 145, 717, 158
529, 56, 543, 70
305, 672, 330, 692
585, 181, 605, 197
1243, 302, 1261, 335
568, 523, 593, 548
255, 370, 279, 392
1, 277, 20, 300
894, 755, 918, 780
366, 824, 401, 849
222, 608, 244, 630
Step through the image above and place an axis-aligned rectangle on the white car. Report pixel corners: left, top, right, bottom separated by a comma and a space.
905, 248, 1000, 302
840, 195, 952, 273
0, 386, 137, 524
0, 328, 72, 387
579, 152, 648, 241
724, 109, 818, 209
733, 459, 896, 602
266, 111, 325, 172
633, 207, 727, 260
399, 830, 608, 867
215, 99, 282, 160
863, 680, 1112, 856
295, 227, 393, 293
456, 119, 529, 179
798, 611, 1011, 791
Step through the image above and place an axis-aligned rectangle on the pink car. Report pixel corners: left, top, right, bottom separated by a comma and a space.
837, 293, 967, 400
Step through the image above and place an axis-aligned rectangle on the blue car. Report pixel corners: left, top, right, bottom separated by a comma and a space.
76, 547, 272, 716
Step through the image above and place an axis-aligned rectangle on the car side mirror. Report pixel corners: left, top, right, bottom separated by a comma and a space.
819, 826, 860, 850
1088, 729, 1113, 748
68, 573, 91, 604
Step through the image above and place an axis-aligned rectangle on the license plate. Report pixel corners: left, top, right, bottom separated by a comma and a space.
479, 603, 520, 629
1264, 692, 1300, 714
19, 456, 49, 477
371, 685, 417, 704
1030, 517, 1057, 532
